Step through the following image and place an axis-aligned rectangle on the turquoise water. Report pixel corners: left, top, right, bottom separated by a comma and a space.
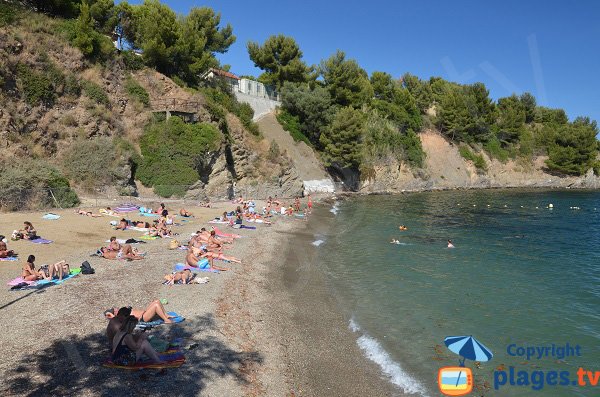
315, 190, 600, 396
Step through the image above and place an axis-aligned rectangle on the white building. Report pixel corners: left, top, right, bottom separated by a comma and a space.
202, 68, 279, 101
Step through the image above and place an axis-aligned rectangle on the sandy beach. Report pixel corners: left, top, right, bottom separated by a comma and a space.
0, 199, 399, 397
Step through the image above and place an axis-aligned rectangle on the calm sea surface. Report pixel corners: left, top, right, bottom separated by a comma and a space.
314, 190, 600, 396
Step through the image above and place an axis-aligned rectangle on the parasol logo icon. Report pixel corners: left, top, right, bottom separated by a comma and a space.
438, 335, 493, 396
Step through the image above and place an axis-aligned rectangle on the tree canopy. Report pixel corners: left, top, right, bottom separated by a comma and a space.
247, 35, 313, 89
319, 50, 373, 108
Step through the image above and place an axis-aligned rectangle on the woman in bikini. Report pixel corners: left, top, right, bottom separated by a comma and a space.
105, 300, 174, 323
75, 209, 102, 217
111, 315, 163, 366
0, 240, 15, 258
179, 208, 193, 217
39, 260, 71, 281
22, 255, 41, 281
20, 222, 37, 240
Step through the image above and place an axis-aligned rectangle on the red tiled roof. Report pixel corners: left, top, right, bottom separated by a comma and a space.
209, 68, 240, 80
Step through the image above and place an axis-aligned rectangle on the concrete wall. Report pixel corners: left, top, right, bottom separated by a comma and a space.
234, 91, 281, 121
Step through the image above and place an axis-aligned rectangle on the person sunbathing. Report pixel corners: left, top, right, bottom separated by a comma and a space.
179, 208, 193, 217
20, 222, 37, 240
200, 248, 242, 264
22, 255, 41, 281
186, 249, 227, 271
0, 240, 15, 258
111, 315, 163, 366
115, 218, 129, 230
101, 245, 144, 260
104, 300, 175, 323
39, 260, 70, 281
164, 269, 194, 285
108, 236, 121, 252
75, 209, 102, 217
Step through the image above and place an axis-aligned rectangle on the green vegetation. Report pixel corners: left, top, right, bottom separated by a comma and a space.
0, 160, 79, 211
459, 146, 487, 171
0, 2, 19, 26
137, 117, 222, 197
125, 76, 150, 107
276, 109, 311, 146
82, 80, 110, 106
16, 64, 56, 106
247, 35, 314, 89
200, 86, 260, 135
61, 137, 136, 190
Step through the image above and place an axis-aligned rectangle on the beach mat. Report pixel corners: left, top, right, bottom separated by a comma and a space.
29, 238, 53, 244
140, 213, 159, 217
0, 257, 18, 261
8, 273, 77, 290
103, 347, 185, 370
113, 203, 139, 213
42, 213, 61, 220
137, 312, 185, 329
140, 235, 159, 240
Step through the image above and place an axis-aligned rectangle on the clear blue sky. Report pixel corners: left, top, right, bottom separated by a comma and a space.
121, 0, 600, 124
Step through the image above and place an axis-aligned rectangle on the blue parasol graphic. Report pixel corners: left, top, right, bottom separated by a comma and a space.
444, 335, 493, 388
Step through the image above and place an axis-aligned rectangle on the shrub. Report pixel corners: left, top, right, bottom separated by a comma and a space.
121, 51, 145, 71
235, 102, 260, 136
17, 64, 55, 106
267, 140, 281, 162
484, 137, 510, 162
459, 145, 487, 170
61, 137, 133, 190
82, 80, 110, 107
125, 76, 150, 107
0, 160, 79, 211
399, 130, 426, 168
64, 74, 81, 97
137, 117, 222, 197
0, 2, 18, 27
277, 109, 311, 145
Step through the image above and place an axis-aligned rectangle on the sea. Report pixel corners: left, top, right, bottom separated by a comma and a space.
311, 190, 600, 397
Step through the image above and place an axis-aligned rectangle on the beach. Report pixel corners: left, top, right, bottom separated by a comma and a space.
0, 199, 399, 397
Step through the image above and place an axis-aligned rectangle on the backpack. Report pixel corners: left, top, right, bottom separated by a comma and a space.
80, 260, 95, 275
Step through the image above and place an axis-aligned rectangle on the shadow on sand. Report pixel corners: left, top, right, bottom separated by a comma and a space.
2, 314, 262, 396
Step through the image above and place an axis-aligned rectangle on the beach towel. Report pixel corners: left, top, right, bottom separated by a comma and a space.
137, 312, 185, 329
102, 346, 185, 370
8, 274, 77, 290
231, 225, 256, 230
29, 238, 53, 244
212, 227, 241, 239
208, 220, 229, 224
127, 226, 149, 232
0, 257, 18, 261
140, 213, 159, 217
140, 235, 159, 240
42, 213, 61, 220
113, 203, 139, 213
174, 262, 219, 273
104, 239, 144, 244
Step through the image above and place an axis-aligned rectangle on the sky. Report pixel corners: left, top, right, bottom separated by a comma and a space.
120, 0, 600, 124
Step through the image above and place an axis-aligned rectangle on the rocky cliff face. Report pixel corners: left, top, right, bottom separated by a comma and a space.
359, 130, 600, 192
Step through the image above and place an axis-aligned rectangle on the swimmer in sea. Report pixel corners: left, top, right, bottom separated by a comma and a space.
390, 238, 400, 244
447, 240, 455, 249
399, 225, 408, 231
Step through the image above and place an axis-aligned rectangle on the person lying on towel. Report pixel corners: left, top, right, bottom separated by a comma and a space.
100, 245, 144, 260
111, 315, 163, 366
163, 269, 194, 285
105, 300, 176, 325
0, 240, 16, 258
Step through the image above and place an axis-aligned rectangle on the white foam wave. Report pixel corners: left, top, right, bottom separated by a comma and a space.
349, 319, 430, 396
312, 239, 325, 247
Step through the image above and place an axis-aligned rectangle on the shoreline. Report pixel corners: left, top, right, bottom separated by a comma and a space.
249, 206, 402, 396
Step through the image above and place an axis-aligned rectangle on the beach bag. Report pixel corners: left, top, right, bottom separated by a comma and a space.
168, 239, 180, 250
80, 261, 95, 275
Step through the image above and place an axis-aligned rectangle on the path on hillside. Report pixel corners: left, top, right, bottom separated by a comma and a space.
257, 112, 330, 181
